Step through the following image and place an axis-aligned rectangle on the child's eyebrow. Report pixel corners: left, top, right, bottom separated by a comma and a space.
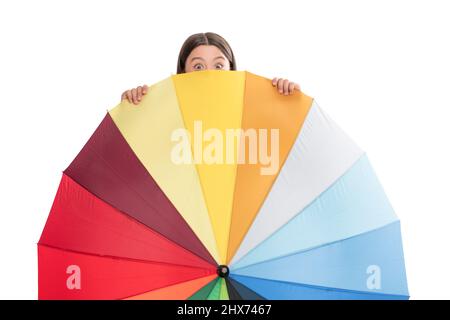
190, 57, 205, 62
213, 56, 225, 60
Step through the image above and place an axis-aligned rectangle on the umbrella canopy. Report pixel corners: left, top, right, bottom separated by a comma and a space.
38, 70, 409, 300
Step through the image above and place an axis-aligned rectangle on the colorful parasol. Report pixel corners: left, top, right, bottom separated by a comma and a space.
38, 70, 409, 300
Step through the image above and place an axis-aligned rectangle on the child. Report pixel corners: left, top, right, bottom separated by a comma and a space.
121, 32, 301, 105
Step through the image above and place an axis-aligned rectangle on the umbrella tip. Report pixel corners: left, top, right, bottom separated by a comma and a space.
217, 265, 230, 278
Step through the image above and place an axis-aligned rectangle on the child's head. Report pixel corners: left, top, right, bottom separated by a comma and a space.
177, 32, 236, 74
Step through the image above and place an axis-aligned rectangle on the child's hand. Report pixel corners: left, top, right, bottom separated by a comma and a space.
121, 85, 148, 105
272, 78, 301, 95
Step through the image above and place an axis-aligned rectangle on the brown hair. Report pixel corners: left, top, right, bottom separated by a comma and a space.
176, 32, 237, 74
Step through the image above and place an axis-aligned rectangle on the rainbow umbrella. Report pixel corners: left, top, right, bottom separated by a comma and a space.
38, 70, 409, 300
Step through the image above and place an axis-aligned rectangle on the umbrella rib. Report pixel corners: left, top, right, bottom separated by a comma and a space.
227, 89, 315, 265
230, 152, 367, 268
224, 278, 243, 300
188, 277, 219, 300
228, 277, 266, 300
231, 220, 399, 272
231, 274, 409, 299
119, 274, 218, 300
77, 143, 216, 265
38, 243, 217, 270
84, 143, 180, 228
169, 76, 221, 265
59, 175, 217, 267
224, 72, 247, 265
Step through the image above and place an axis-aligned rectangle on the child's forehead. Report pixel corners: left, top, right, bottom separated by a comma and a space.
188, 45, 226, 57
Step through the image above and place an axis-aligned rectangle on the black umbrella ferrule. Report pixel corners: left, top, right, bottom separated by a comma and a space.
217, 265, 230, 278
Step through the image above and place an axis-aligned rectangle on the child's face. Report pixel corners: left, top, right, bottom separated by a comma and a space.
185, 45, 231, 73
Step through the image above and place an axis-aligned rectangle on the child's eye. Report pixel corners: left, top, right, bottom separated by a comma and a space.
194, 64, 204, 70
215, 64, 223, 69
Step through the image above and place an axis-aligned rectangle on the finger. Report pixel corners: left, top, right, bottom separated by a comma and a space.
121, 91, 127, 101
137, 86, 143, 101
294, 83, 301, 92
288, 82, 295, 95
272, 78, 278, 87
277, 78, 284, 93
142, 84, 148, 95
131, 88, 138, 104
283, 80, 290, 95
126, 91, 133, 103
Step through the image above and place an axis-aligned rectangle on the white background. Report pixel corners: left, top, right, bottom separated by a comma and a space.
1, 0, 449, 300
